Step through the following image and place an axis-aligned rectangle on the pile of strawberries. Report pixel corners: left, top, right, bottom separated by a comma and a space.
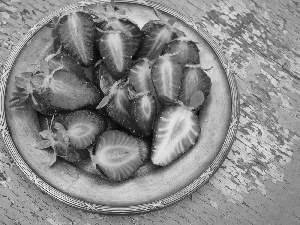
10, 1, 211, 182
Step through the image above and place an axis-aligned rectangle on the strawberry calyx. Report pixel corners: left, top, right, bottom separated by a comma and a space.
91, 0, 129, 24
96, 27, 131, 40
185, 63, 213, 71
96, 79, 126, 109
153, 8, 179, 34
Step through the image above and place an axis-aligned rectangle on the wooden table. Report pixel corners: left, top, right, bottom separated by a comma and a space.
1, 0, 299, 224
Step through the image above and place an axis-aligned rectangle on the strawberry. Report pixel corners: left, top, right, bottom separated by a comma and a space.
36, 121, 89, 165
94, 0, 142, 57
55, 110, 108, 149
130, 93, 157, 136
137, 9, 179, 61
151, 53, 184, 105
128, 58, 155, 94
10, 68, 102, 115
53, 11, 96, 67
179, 65, 212, 109
151, 105, 200, 166
162, 37, 200, 65
97, 81, 145, 137
97, 30, 133, 80
92, 130, 143, 181
137, 137, 152, 164
133, 162, 160, 177
93, 61, 116, 94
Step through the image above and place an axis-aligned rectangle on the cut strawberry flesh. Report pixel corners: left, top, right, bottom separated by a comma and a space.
128, 59, 154, 94
152, 106, 200, 166
99, 31, 132, 79
151, 55, 183, 102
68, 123, 97, 149
162, 39, 200, 65
139, 21, 176, 60
106, 33, 125, 71
64, 110, 107, 149
131, 94, 156, 135
56, 12, 95, 67
93, 130, 143, 181
48, 70, 101, 110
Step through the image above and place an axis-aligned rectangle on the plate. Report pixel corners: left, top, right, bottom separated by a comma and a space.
0, 0, 239, 214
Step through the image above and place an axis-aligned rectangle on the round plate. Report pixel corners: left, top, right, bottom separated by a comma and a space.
0, 0, 239, 214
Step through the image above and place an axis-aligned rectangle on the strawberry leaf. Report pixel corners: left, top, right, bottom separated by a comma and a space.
35, 140, 52, 149
190, 90, 204, 109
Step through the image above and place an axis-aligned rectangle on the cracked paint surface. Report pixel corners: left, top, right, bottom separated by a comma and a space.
0, 0, 300, 224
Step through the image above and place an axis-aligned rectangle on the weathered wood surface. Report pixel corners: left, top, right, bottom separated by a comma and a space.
0, 0, 299, 224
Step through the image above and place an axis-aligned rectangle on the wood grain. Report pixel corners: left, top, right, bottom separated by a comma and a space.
1, 0, 300, 224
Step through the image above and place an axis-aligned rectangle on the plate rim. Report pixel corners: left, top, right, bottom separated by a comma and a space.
0, 0, 239, 214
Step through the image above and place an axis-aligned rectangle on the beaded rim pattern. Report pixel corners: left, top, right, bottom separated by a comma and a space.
0, 0, 239, 214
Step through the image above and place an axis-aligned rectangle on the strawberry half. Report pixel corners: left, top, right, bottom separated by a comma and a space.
94, 2, 142, 57
57, 110, 108, 149
162, 37, 200, 65
151, 53, 184, 105
92, 130, 143, 181
130, 93, 157, 136
128, 58, 155, 94
53, 11, 96, 67
179, 65, 212, 109
151, 105, 200, 166
97, 30, 133, 80
10, 68, 102, 115
137, 9, 180, 61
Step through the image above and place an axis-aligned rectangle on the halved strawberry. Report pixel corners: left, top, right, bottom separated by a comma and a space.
57, 110, 108, 149
179, 65, 212, 109
10, 68, 102, 115
151, 105, 200, 166
94, 0, 142, 57
162, 37, 200, 65
97, 30, 133, 80
97, 81, 144, 137
137, 9, 179, 61
53, 11, 96, 67
130, 93, 157, 136
151, 53, 183, 105
128, 58, 155, 94
92, 130, 143, 181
